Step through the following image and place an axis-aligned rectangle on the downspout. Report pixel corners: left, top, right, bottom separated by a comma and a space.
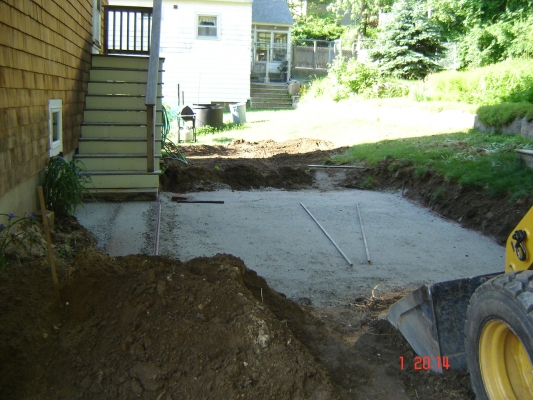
146, 0, 162, 172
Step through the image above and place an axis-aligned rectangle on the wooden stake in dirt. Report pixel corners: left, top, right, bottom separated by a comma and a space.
38, 186, 60, 300
356, 203, 372, 265
300, 202, 353, 267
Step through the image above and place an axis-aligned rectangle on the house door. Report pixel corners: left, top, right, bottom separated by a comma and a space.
92, 0, 102, 53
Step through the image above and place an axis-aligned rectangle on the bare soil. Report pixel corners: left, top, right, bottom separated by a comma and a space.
2, 138, 527, 399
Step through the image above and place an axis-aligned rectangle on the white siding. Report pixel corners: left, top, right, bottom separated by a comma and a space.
109, 0, 252, 107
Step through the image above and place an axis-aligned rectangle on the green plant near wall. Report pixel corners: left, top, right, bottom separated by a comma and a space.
43, 156, 94, 217
0, 213, 36, 269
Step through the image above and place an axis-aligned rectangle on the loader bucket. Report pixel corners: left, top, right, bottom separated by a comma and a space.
387, 272, 501, 372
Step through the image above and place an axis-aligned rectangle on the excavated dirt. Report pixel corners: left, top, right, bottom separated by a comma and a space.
3, 137, 527, 399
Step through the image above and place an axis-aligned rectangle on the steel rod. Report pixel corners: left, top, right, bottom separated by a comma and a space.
300, 202, 353, 267
154, 194, 161, 256
357, 203, 372, 265
174, 200, 224, 204
308, 165, 365, 169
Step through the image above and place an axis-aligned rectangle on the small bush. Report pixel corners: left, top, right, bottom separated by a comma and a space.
43, 157, 94, 217
0, 213, 37, 269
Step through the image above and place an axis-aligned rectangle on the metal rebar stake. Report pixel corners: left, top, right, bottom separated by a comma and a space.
357, 203, 372, 265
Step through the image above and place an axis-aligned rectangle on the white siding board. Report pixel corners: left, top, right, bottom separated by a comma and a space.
111, 0, 252, 107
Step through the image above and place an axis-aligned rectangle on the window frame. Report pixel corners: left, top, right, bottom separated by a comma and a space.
48, 99, 63, 157
196, 14, 219, 39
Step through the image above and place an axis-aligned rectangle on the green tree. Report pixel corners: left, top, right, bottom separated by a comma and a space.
291, 14, 346, 41
328, 0, 393, 39
370, 0, 446, 80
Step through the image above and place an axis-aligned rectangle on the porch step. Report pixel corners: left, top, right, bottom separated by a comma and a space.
88, 81, 163, 96
250, 83, 294, 109
89, 68, 163, 83
81, 123, 162, 139
83, 109, 163, 124
251, 83, 289, 94
87, 170, 160, 189
91, 54, 164, 70
77, 154, 162, 171
85, 95, 163, 109
78, 138, 162, 154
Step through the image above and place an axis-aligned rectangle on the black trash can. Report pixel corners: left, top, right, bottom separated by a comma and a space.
192, 104, 223, 128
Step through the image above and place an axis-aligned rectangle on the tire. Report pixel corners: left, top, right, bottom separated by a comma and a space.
465, 271, 533, 400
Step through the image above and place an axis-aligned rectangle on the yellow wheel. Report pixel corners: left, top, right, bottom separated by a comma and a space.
479, 320, 533, 399
465, 271, 533, 400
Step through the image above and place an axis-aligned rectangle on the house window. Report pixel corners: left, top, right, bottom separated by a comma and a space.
255, 31, 289, 62
48, 99, 62, 157
273, 32, 288, 61
197, 15, 218, 38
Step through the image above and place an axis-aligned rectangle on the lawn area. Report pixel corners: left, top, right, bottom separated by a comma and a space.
172, 98, 477, 147
170, 97, 533, 199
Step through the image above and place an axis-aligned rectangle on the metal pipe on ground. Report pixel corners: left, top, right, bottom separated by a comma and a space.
357, 203, 371, 265
308, 165, 365, 169
300, 202, 353, 267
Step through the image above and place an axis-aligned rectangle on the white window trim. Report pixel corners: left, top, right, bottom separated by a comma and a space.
196, 14, 220, 39
48, 99, 63, 157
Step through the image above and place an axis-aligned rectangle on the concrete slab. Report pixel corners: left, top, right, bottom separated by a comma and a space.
157, 190, 505, 307
76, 201, 158, 257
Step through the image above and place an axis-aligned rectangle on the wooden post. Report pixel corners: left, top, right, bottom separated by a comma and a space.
313, 40, 317, 70
38, 186, 60, 301
146, 104, 155, 172
145, 0, 162, 172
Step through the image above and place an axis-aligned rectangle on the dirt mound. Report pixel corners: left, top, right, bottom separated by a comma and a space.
161, 163, 313, 192
161, 138, 343, 193
1, 251, 336, 399
0, 216, 478, 399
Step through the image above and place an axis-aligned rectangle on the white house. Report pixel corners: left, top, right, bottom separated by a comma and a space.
109, 0, 253, 107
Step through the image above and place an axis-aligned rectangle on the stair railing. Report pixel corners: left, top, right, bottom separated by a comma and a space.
145, 0, 162, 173
104, 5, 153, 55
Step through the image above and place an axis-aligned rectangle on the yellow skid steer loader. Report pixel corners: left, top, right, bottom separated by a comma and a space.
388, 207, 533, 399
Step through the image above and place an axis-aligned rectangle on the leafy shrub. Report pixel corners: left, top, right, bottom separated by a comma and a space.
303, 58, 407, 102
329, 58, 380, 95
422, 60, 533, 105
43, 156, 93, 217
0, 213, 37, 269
458, 13, 533, 69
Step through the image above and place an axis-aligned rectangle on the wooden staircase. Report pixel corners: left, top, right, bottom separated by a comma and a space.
250, 83, 293, 109
76, 55, 164, 200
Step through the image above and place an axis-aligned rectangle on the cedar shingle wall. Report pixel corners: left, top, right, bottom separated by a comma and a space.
0, 0, 107, 198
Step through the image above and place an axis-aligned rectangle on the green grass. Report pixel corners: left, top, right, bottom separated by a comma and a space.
196, 122, 245, 136
477, 102, 533, 127
332, 131, 533, 198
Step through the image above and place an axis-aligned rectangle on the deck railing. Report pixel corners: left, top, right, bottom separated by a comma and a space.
104, 5, 153, 55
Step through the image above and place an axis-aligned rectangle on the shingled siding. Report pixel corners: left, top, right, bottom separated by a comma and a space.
0, 0, 107, 203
